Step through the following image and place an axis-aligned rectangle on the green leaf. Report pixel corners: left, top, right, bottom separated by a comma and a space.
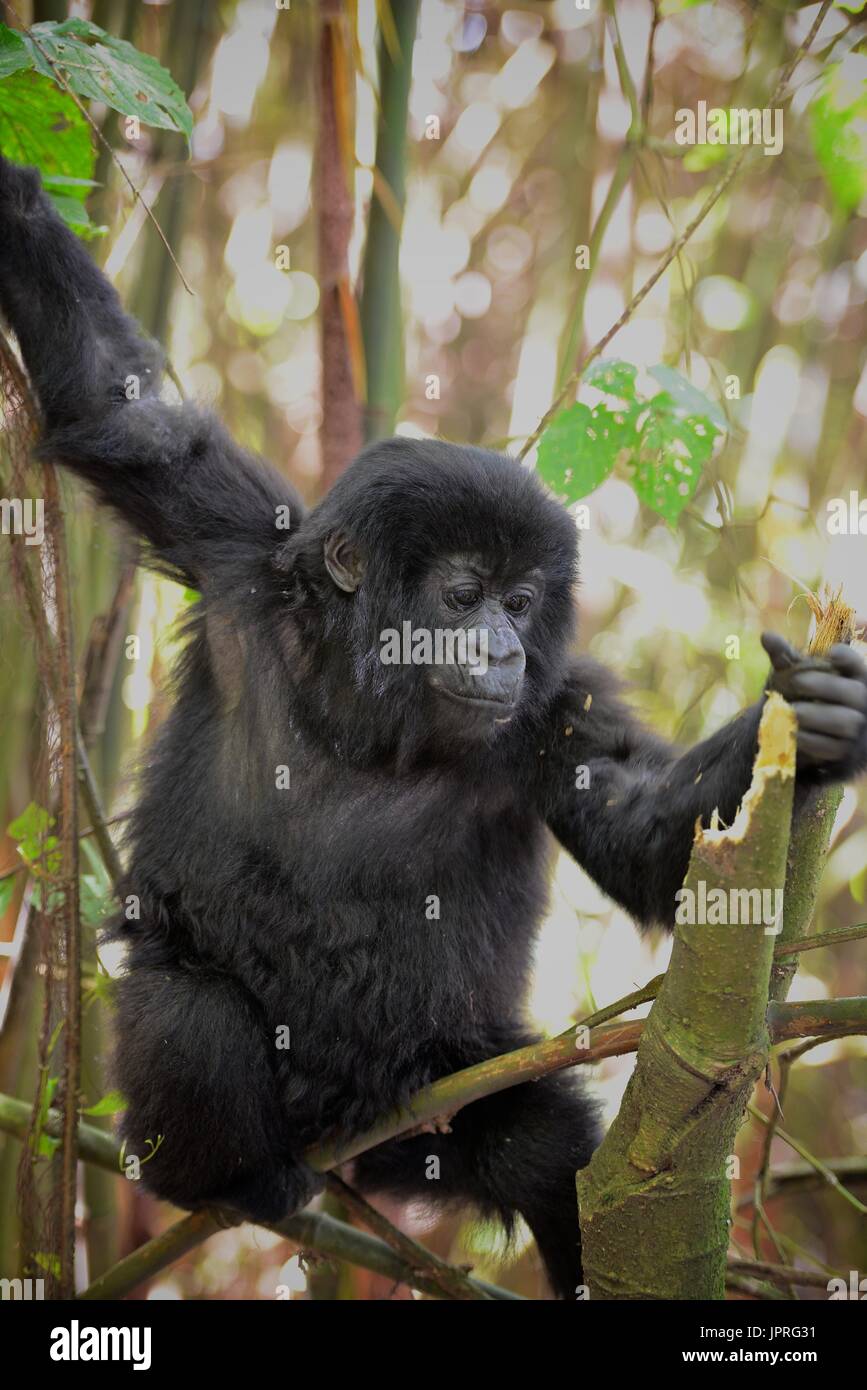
648, 365, 728, 431
83, 1089, 128, 1117
536, 401, 637, 504
537, 359, 725, 523
0, 24, 29, 79
628, 393, 718, 524
8, 800, 58, 869
0, 874, 15, 916
33, 1251, 61, 1277
0, 68, 95, 218
25, 18, 192, 141
584, 358, 638, 400
33, 1075, 60, 1158
46, 190, 105, 237
79, 838, 114, 927
80, 874, 111, 927
810, 56, 867, 212
40, 172, 100, 189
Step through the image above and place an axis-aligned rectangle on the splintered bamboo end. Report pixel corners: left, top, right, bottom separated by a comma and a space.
806, 585, 860, 656
703, 694, 796, 845
753, 692, 797, 776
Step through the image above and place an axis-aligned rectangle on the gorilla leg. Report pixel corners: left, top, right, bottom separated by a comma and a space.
114, 963, 320, 1223
353, 1072, 601, 1299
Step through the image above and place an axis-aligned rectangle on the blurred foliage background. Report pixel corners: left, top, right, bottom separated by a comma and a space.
0, 0, 866, 1299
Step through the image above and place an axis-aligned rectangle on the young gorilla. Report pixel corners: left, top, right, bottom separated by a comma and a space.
2, 158, 866, 1299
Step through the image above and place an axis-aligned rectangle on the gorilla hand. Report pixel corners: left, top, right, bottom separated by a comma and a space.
762, 631, 867, 780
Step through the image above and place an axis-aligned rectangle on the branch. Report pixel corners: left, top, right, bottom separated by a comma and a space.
0, 1094, 520, 1300
749, 1104, 867, 1217
306, 1017, 642, 1171
324, 1173, 493, 1301
44, 434, 81, 1300
0, 315, 81, 1297
774, 923, 867, 957
769, 997, 867, 1042
728, 1259, 840, 1292
739, 1157, 867, 1205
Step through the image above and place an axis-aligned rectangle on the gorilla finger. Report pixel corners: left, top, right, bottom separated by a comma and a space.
787, 670, 867, 710
828, 643, 867, 678
797, 730, 850, 764
792, 702, 865, 740
761, 631, 800, 670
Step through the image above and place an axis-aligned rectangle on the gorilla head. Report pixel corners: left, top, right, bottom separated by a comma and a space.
276, 437, 579, 754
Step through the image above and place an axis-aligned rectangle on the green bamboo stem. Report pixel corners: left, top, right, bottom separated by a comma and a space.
577, 695, 797, 1300
358, 0, 419, 441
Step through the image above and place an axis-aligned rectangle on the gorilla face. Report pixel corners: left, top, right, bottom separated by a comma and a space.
421, 553, 537, 731
320, 529, 545, 743
311, 442, 578, 757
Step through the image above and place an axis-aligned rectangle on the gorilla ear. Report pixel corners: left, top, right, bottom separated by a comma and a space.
324, 531, 365, 593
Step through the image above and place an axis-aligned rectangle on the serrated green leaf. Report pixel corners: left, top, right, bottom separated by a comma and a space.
628, 394, 718, 524
8, 801, 56, 863
0, 69, 94, 202
83, 1088, 128, 1117
584, 358, 638, 399
538, 359, 725, 522
26, 17, 192, 141
537, 401, 637, 503
0, 24, 29, 79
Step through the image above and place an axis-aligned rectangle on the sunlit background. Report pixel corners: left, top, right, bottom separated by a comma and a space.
1, 0, 866, 1299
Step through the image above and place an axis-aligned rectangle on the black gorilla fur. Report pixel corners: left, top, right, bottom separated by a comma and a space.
1, 157, 866, 1299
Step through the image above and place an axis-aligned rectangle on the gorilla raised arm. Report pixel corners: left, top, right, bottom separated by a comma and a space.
0, 159, 302, 588
1, 156, 865, 1298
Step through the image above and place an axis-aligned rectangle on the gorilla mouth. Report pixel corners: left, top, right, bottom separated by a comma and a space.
438, 686, 517, 716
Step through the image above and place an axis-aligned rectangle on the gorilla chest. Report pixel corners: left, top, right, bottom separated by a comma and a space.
280, 762, 541, 890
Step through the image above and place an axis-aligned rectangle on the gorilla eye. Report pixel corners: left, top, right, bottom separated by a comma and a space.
448, 587, 481, 610
505, 593, 531, 615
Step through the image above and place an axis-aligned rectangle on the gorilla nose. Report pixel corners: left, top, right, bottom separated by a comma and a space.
485, 628, 525, 671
